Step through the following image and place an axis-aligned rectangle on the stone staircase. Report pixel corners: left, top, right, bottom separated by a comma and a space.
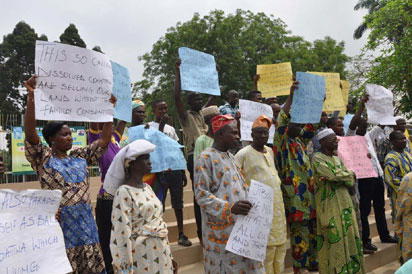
174, 186, 400, 273
0, 177, 400, 273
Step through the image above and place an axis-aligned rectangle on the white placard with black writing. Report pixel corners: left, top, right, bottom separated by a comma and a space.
34, 41, 114, 122
365, 84, 396, 125
239, 99, 275, 143
225, 180, 274, 262
0, 189, 72, 274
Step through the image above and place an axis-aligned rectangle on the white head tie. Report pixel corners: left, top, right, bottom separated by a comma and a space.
103, 139, 156, 195
317, 128, 335, 141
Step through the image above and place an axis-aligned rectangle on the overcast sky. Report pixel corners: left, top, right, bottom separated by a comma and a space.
1, 0, 367, 81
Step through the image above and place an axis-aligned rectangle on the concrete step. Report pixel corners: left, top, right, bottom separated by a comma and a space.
163, 203, 195, 223
171, 239, 203, 268
368, 260, 399, 273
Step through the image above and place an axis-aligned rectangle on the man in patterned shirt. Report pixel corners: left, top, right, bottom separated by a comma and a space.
194, 114, 264, 273
219, 89, 239, 117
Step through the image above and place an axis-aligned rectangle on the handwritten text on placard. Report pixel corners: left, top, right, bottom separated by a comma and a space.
308, 72, 345, 113
34, 41, 114, 122
239, 99, 275, 143
337, 136, 377, 179
365, 84, 396, 125
291, 72, 326, 124
257, 62, 293, 97
178, 47, 220, 96
0, 189, 72, 274
226, 180, 274, 262
111, 61, 132, 122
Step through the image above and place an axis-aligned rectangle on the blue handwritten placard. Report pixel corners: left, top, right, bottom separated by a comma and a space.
178, 47, 221, 96
111, 61, 132, 122
127, 125, 187, 172
291, 72, 326, 123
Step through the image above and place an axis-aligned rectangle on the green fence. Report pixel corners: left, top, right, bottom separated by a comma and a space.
0, 113, 100, 184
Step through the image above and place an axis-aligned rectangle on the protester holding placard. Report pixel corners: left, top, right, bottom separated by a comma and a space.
346, 96, 397, 252
88, 119, 127, 273
311, 129, 365, 274
194, 115, 264, 273
174, 59, 208, 242
235, 115, 287, 274
384, 131, 412, 221
23, 76, 113, 273
147, 99, 192, 247
107, 140, 177, 274
273, 82, 318, 273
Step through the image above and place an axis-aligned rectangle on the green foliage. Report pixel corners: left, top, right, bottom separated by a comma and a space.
363, 0, 412, 115
59, 24, 86, 48
0, 21, 48, 113
92, 46, 103, 53
353, 0, 385, 39
138, 9, 349, 122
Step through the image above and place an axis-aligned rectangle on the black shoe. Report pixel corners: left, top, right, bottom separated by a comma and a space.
363, 242, 378, 252
363, 247, 375, 254
381, 235, 398, 243
178, 233, 192, 247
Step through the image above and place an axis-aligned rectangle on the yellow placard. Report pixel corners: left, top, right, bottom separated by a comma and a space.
257, 62, 293, 97
308, 72, 346, 113
340, 80, 350, 106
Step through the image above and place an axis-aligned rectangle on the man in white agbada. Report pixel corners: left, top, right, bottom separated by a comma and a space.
104, 140, 177, 273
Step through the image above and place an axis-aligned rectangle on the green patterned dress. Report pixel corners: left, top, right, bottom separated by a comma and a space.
312, 152, 365, 274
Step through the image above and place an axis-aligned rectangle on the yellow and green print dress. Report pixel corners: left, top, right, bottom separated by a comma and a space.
312, 152, 365, 274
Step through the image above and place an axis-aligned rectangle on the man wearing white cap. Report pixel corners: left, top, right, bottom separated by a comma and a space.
312, 128, 365, 274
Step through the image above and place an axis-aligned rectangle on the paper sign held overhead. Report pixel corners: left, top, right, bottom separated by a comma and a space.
239, 99, 275, 144
256, 62, 293, 97
226, 180, 274, 262
178, 47, 220, 96
127, 125, 187, 173
0, 189, 72, 274
111, 61, 132, 122
34, 41, 114, 122
290, 72, 326, 124
365, 84, 396, 125
308, 72, 345, 113
337, 136, 377, 179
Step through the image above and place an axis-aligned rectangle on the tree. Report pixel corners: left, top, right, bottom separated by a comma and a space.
362, 0, 412, 115
138, 9, 349, 120
353, 0, 385, 39
0, 21, 48, 113
92, 46, 103, 53
59, 24, 86, 48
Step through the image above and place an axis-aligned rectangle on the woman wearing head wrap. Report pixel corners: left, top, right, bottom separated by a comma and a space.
235, 115, 287, 274
311, 128, 365, 274
23, 76, 113, 273
104, 140, 176, 274
120, 99, 146, 147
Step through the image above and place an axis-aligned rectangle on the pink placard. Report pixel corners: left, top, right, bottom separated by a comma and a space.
337, 136, 377, 179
